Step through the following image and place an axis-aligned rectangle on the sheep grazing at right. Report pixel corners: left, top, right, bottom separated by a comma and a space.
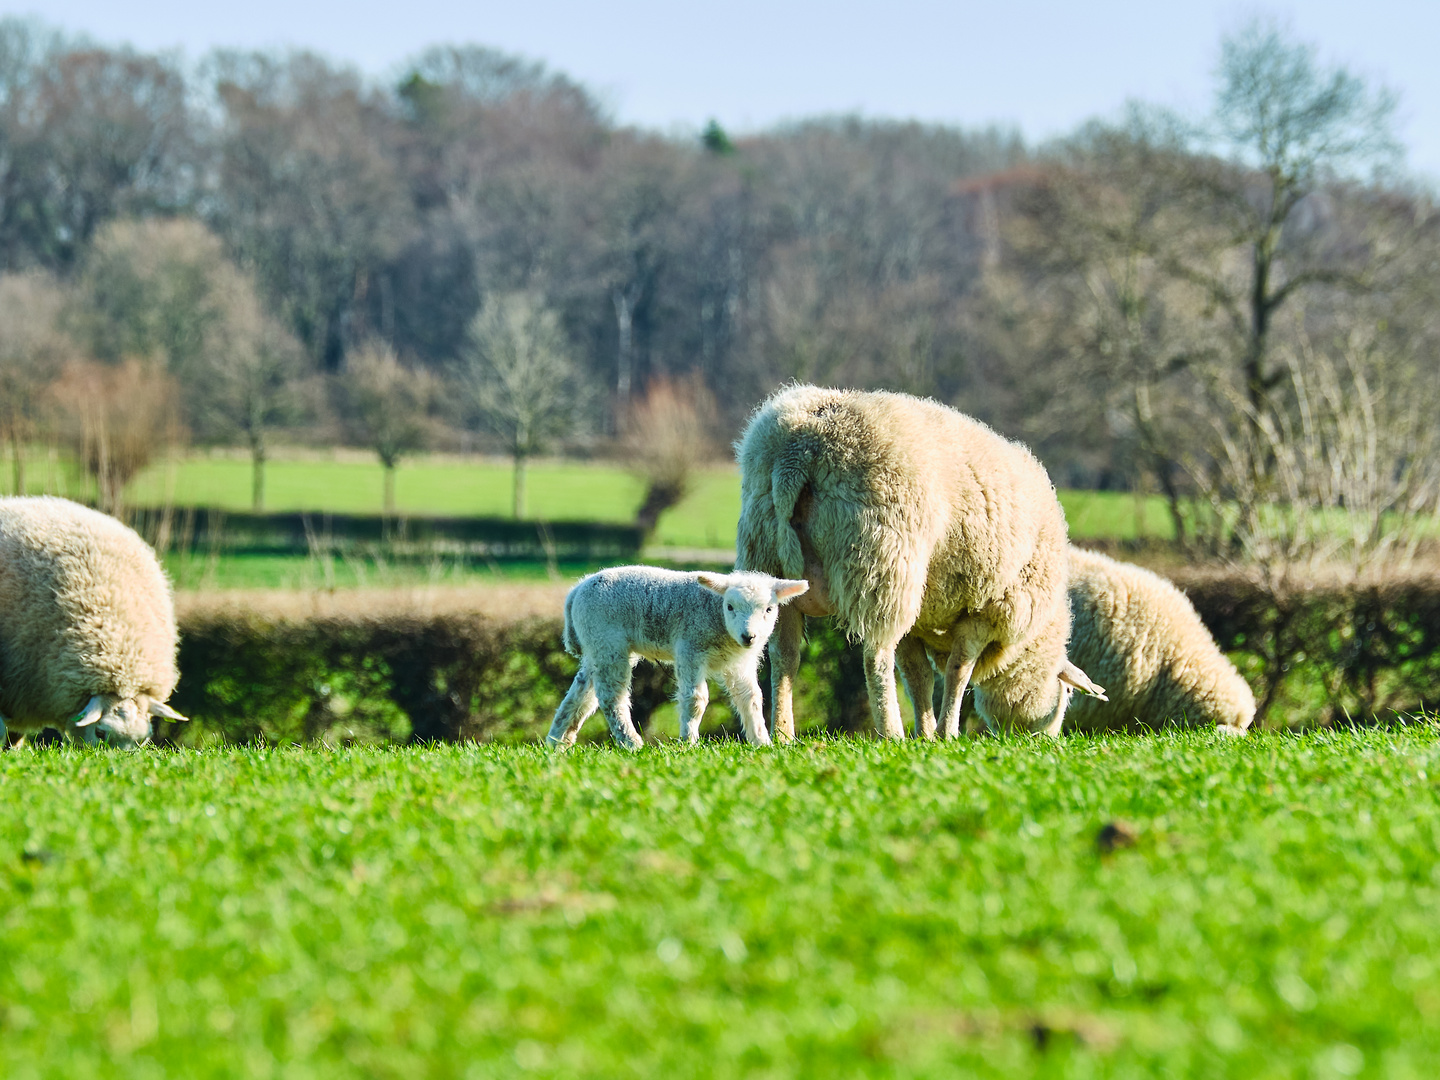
1061, 547, 1256, 734
901, 547, 1256, 736
735, 384, 1105, 742
547, 566, 809, 750
0, 496, 188, 749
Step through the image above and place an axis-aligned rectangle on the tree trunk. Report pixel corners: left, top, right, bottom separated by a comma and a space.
513, 455, 527, 519
251, 440, 266, 513
9, 426, 24, 496
612, 284, 639, 427
383, 463, 396, 516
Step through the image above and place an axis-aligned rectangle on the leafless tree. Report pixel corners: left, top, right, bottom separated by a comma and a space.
339, 339, 435, 515
0, 271, 75, 493
456, 290, 586, 518
620, 373, 717, 536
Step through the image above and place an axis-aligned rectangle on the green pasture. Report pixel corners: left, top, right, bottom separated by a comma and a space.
14, 450, 1171, 544
4, 730, 1440, 1077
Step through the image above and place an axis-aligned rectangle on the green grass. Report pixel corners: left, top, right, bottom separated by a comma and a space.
4, 730, 1440, 1077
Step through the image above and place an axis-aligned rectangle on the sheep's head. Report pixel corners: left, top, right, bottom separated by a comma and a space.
72, 694, 189, 749
698, 572, 809, 650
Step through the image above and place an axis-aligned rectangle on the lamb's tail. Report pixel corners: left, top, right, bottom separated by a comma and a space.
562, 587, 581, 657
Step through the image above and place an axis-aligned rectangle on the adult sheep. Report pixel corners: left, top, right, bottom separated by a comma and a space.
1061, 547, 1255, 734
904, 547, 1255, 736
735, 384, 1104, 741
0, 496, 188, 748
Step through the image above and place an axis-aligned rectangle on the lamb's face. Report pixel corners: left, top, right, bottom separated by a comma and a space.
80, 698, 153, 749
721, 581, 781, 650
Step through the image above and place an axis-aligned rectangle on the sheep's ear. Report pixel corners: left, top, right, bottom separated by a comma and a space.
696, 573, 728, 595
149, 700, 189, 722
1059, 659, 1107, 702
72, 695, 105, 728
773, 579, 810, 603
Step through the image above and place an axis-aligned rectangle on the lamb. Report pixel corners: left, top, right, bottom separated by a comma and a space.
900, 547, 1255, 736
735, 384, 1104, 742
1060, 547, 1255, 734
0, 496, 188, 749
547, 566, 809, 750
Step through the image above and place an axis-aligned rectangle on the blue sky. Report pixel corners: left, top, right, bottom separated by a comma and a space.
10, 0, 1439, 179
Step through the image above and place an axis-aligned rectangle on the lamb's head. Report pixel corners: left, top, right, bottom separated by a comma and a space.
698, 572, 809, 650
72, 694, 189, 749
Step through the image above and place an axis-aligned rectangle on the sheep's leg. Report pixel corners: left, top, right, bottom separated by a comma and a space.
768, 604, 804, 743
675, 650, 709, 746
724, 669, 772, 747
590, 654, 645, 751
863, 642, 906, 740
939, 620, 990, 739
895, 636, 936, 739
547, 664, 598, 748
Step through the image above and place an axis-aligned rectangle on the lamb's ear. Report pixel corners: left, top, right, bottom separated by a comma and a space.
773, 579, 810, 603
696, 573, 728, 595
149, 700, 190, 722
1059, 659, 1107, 702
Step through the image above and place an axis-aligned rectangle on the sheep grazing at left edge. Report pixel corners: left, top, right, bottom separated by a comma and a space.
0, 496, 188, 749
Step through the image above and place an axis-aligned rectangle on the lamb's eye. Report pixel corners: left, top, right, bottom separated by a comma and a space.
766, 607, 774, 614
726, 603, 733, 611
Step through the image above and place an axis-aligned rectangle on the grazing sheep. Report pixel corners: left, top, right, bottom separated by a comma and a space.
736, 384, 1104, 742
0, 496, 188, 749
899, 547, 1255, 736
1061, 547, 1255, 734
547, 567, 809, 750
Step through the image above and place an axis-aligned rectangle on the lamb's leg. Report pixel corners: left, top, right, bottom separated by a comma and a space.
675, 649, 709, 746
939, 619, 990, 739
863, 641, 906, 740
591, 655, 645, 751
724, 668, 772, 747
895, 636, 935, 739
0, 712, 7, 749
768, 604, 804, 743
547, 664, 598, 748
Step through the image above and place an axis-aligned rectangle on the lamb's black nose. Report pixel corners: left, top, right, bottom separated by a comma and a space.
741, 633, 754, 646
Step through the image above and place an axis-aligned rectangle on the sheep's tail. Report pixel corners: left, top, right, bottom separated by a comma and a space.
770, 461, 810, 582
562, 587, 581, 657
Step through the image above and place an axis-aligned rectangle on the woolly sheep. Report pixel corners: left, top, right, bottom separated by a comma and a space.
735, 384, 1104, 742
1061, 547, 1255, 734
0, 496, 188, 749
547, 566, 809, 750
900, 547, 1255, 736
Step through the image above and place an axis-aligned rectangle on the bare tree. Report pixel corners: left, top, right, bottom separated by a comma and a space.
68, 217, 309, 511
0, 271, 75, 493
339, 339, 434, 515
456, 290, 585, 518
48, 358, 181, 515
621, 373, 717, 537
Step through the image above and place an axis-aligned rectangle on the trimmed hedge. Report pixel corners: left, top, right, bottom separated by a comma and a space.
129, 506, 644, 561
158, 574, 1440, 745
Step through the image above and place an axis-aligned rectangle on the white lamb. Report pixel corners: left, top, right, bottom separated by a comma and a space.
0, 496, 189, 749
735, 384, 1104, 742
547, 567, 809, 750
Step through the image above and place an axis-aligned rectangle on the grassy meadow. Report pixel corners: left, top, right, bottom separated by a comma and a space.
4, 730, 1440, 1078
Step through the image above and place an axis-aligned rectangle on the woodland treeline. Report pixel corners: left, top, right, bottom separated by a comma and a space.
0, 17, 1437, 572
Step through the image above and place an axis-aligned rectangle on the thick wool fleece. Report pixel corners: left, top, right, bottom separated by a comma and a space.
0, 496, 179, 734
1062, 547, 1255, 733
735, 384, 1073, 739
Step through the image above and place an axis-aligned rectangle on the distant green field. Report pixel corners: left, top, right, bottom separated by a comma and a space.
120, 454, 1174, 545
3, 730, 1439, 1077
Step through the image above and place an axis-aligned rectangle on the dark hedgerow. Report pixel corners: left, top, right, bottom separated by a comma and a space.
160, 574, 1440, 744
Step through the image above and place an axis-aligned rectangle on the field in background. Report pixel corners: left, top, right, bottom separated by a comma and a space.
3, 731, 1438, 1077
116, 452, 1175, 550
